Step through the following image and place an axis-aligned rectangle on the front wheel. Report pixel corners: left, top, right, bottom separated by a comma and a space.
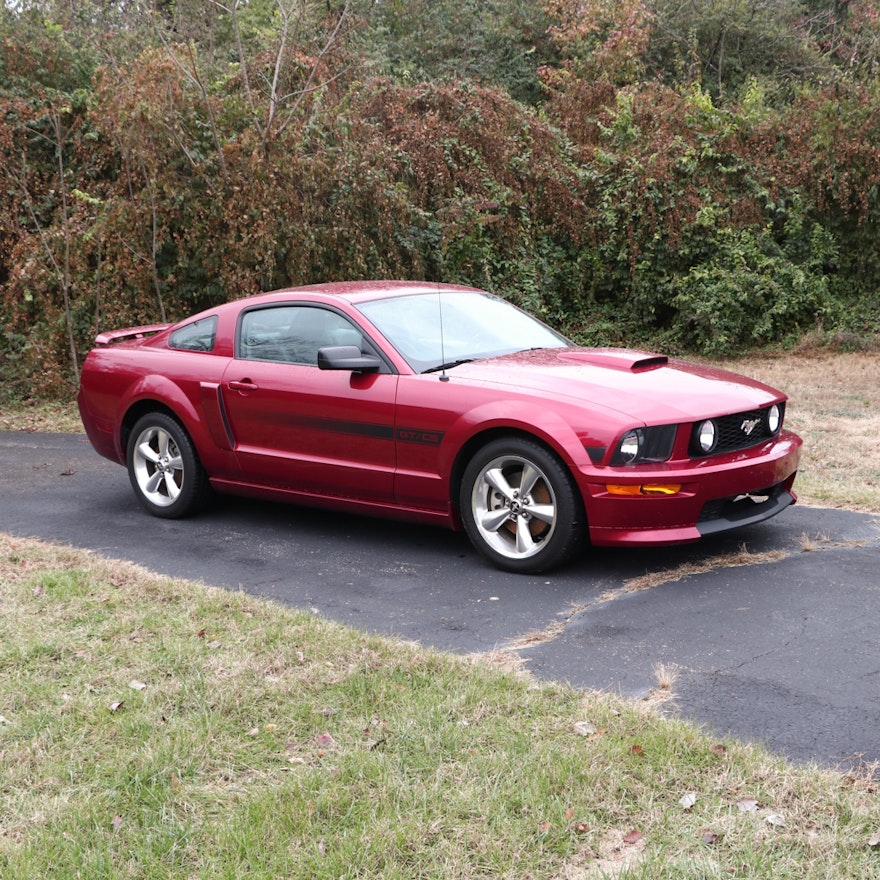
459, 437, 586, 573
126, 412, 209, 518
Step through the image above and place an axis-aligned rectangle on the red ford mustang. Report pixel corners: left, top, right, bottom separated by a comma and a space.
78, 281, 801, 572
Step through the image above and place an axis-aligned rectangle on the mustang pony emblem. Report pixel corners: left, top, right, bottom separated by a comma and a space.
741, 418, 761, 436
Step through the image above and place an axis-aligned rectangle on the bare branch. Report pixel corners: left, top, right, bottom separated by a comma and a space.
274, 0, 351, 142
149, 4, 230, 183
16, 113, 80, 381
264, 0, 309, 139
209, 0, 257, 116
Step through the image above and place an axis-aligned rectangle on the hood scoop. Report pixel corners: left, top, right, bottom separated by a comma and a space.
558, 349, 669, 372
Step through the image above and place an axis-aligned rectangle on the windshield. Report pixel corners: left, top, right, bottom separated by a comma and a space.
357, 291, 569, 373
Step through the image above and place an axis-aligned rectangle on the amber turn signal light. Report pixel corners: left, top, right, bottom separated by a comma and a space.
606, 483, 682, 497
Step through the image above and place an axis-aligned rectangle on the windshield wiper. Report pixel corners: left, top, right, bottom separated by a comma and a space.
423, 358, 476, 374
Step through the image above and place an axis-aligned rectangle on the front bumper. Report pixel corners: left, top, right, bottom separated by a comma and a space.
581, 431, 801, 547
696, 480, 795, 537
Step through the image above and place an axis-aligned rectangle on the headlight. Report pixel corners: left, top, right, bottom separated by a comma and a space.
766, 404, 781, 434
697, 419, 717, 453
610, 425, 676, 465
617, 429, 643, 464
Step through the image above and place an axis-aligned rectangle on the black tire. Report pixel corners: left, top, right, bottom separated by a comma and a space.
126, 412, 209, 519
459, 436, 586, 573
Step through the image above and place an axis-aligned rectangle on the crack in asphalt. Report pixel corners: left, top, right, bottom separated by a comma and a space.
717, 615, 811, 676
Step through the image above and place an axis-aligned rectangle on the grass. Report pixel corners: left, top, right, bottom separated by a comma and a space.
720, 350, 880, 513
0, 398, 83, 434
2, 535, 880, 879
2, 351, 880, 878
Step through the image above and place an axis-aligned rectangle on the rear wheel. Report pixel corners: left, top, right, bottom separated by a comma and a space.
127, 412, 209, 518
460, 437, 586, 573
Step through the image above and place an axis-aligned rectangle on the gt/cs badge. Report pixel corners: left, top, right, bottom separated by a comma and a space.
397, 428, 444, 445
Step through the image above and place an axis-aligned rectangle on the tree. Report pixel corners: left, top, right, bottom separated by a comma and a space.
543, 0, 654, 86
151, 0, 355, 156
361, 0, 556, 104
0, 10, 100, 389
543, 0, 836, 98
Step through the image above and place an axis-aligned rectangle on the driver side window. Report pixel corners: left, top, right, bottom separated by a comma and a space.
239, 306, 363, 366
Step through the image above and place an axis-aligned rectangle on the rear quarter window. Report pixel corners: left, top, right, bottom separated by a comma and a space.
169, 316, 218, 352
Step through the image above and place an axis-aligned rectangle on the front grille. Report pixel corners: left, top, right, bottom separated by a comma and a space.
689, 403, 784, 458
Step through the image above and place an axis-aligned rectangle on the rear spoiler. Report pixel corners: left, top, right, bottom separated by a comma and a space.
95, 324, 171, 346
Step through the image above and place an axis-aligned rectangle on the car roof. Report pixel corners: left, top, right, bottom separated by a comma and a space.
241, 280, 487, 307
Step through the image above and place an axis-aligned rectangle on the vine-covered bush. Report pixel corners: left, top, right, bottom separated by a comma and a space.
2, 2, 880, 398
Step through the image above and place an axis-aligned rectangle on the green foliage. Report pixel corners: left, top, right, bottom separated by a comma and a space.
671, 223, 836, 355
645, 0, 831, 99
542, 79, 869, 354
360, 0, 556, 105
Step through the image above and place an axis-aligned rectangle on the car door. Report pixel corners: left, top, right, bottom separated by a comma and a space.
220, 303, 398, 503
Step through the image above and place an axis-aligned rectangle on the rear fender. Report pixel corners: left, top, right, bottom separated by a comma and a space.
119, 375, 216, 465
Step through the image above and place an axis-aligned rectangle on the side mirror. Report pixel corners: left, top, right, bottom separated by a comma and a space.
317, 345, 382, 373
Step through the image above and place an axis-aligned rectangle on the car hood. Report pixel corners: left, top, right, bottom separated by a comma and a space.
450, 348, 783, 424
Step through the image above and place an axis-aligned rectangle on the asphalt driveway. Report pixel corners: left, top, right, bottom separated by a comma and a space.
2, 430, 879, 771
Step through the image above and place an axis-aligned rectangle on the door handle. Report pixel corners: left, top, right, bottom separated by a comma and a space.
229, 379, 259, 392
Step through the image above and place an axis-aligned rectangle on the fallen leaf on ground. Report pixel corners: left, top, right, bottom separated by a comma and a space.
573, 721, 597, 737
679, 792, 698, 810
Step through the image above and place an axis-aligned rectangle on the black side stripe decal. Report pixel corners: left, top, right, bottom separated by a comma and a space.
292, 417, 444, 445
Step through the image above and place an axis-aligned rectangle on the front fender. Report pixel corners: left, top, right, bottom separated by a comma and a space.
440, 398, 596, 484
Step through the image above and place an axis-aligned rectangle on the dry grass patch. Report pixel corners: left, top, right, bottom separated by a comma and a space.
467, 648, 532, 676
0, 399, 82, 433
721, 351, 880, 513
618, 547, 790, 595
652, 661, 680, 694
504, 545, 801, 653
504, 618, 570, 650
